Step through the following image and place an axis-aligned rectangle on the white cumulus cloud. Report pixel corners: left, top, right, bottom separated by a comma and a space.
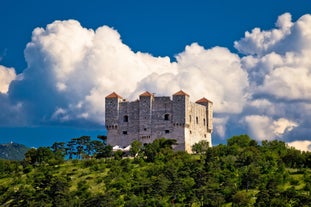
135, 44, 249, 114
236, 13, 311, 143
0, 65, 16, 93
4, 19, 248, 139
244, 115, 297, 141
2, 12, 311, 145
9, 20, 179, 125
287, 140, 311, 152
234, 13, 293, 56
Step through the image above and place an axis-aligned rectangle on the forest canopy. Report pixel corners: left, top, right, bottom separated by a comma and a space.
1, 134, 311, 206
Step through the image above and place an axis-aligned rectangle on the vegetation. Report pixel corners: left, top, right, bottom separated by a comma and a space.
1, 134, 311, 206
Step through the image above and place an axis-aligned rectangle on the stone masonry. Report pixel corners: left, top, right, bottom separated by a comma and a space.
105, 90, 213, 153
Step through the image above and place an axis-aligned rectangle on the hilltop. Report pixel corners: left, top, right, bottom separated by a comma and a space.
0, 135, 311, 206
0, 142, 30, 160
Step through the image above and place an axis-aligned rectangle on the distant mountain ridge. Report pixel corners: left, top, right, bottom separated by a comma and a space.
0, 142, 30, 160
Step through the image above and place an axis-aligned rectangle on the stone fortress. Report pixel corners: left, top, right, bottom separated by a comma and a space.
105, 90, 213, 153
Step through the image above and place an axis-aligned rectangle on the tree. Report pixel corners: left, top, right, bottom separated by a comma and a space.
227, 134, 252, 148
25, 148, 38, 165
261, 140, 287, 158
240, 164, 261, 191
143, 138, 177, 162
80, 136, 91, 157
96, 145, 113, 158
237, 146, 261, 167
83, 193, 107, 206
66, 140, 76, 160
130, 140, 143, 157
158, 138, 177, 149
90, 140, 104, 157
232, 191, 252, 207
254, 189, 270, 207
51, 142, 65, 154
192, 140, 209, 154
25, 147, 56, 165
51, 142, 66, 162
114, 150, 124, 160
97, 135, 107, 145
282, 147, 305, 168
36, 147, 55, 163
73, 136, 91, 159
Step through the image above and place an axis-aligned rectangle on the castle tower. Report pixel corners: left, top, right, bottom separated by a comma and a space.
196, 97, 213, 133
195, 97, 213, 147
139, 92, 154, 142
105, 92, 123, 146
172, 90, 189, 123
172, 90, 190, 151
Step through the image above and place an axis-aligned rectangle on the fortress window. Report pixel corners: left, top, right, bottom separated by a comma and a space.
196, 117, 199, 124
203, 118, 206, 126
164, 114, 170, 120
165, 130, 170, 134
123, 115, 128, 122
189, 115, 191, 122
122, 131, 128, 135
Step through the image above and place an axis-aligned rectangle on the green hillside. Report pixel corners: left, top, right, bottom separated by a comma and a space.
0, 135, 311, 206
0, 142, 30, 160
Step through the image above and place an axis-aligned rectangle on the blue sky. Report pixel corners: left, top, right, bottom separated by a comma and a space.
1, 0, 311, 150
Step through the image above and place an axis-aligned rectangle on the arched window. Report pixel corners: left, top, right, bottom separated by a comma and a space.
123, 115, 128, 122
164, 114, 170, 121
196, 117, 199, 124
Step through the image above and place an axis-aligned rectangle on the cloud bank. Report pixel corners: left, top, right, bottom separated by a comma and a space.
1, 13, 311, 150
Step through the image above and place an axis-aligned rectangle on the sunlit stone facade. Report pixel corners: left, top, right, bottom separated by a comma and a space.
105, 90, 213, 153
